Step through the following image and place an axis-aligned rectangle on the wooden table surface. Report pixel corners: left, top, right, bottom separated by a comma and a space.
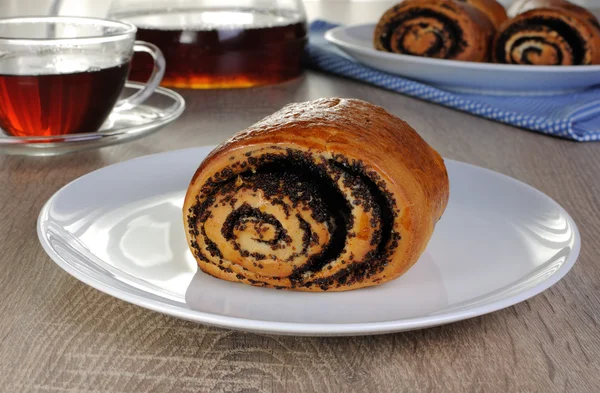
1, 3, 600, 392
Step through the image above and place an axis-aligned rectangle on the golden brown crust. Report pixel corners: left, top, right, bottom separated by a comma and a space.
373, 0, 496, 62
463, 0, 508, 30
494, 6, 600, 64
507, 0, 600, 29
183, 98, 449, 292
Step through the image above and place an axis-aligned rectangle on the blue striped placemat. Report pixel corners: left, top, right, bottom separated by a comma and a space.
304, 20, 600, 142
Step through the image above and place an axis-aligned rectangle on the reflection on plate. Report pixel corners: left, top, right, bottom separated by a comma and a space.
38, 146, 580, 336
0, 82, 185, 156
325, 24, 600, 95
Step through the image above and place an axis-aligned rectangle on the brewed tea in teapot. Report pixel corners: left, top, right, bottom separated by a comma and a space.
108, 0, 307, 89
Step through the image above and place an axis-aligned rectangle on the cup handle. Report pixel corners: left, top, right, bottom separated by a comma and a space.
114, 40, 165, 111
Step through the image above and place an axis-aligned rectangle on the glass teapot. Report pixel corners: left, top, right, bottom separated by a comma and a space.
105, 0, 307, 89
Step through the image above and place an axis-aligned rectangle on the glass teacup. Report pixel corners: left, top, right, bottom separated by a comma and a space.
0, 16, 165, 137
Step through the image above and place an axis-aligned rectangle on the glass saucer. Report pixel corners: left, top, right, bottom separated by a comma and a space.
0, 82, 185, 156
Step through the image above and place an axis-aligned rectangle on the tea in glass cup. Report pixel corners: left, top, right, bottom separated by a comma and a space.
0, 17, 165, 137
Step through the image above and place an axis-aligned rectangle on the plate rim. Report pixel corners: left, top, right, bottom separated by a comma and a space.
37, 147, 582, 336
325, 23, 600, 73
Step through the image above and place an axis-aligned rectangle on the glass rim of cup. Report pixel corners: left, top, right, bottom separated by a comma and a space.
0, 16, 137, 45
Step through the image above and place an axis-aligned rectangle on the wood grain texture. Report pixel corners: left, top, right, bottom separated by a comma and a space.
1, 4, 600, 391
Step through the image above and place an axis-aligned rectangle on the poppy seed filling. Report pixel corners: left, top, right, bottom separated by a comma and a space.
187, 147, 400, 290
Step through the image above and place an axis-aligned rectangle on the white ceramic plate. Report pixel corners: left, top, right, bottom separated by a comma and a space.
325, 24, 600, 95
0, 82, 185, 156
38, 146, 580, 336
